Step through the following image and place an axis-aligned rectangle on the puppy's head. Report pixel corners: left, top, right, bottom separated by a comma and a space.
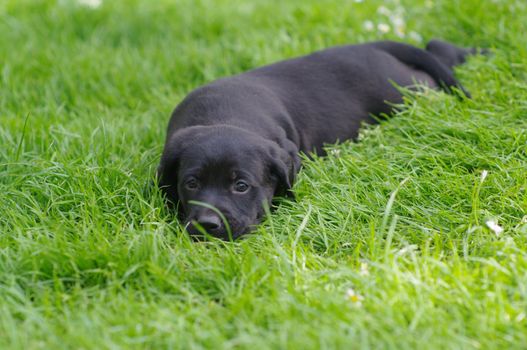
157, 125, 299, 240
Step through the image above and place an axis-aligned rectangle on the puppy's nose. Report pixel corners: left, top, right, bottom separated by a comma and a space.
196, 214, 222, 232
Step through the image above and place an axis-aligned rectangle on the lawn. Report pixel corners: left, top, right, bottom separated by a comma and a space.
1, 0, 527, 348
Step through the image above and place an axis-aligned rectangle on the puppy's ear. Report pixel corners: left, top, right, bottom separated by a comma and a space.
157, 132, 184, 206
267, 139, 301, 197
156, 165, 179, 208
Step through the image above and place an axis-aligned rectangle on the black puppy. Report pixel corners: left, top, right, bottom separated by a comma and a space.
158, 39, 480, 239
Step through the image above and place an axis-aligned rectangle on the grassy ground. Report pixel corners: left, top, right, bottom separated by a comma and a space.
1, 0, 527, 348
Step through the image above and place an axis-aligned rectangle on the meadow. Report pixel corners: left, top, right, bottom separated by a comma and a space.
1, 0, 526, 348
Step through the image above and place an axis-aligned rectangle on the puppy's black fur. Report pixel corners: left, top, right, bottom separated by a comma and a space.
158, 39, 480, 239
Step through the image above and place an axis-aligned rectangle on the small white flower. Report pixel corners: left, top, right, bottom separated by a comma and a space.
359, 262, 369, 276
481, 170, 488, 182
408, 31, 423, 43
345, 288, 364, 307
486, 220, 504, 236
363, 20, 374, 31
330, 149, 341, 157
391, 16, 405, 27
78, 0, 102, 8
396, 244, 418, 256
377, 6, 391, 16
394, 25, 405, 38
386, 14, 405, 38
377, 23, 391, 34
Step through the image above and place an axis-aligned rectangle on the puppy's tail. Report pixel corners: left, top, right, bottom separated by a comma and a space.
425, 39, 489, 70
374, 41, 471, 98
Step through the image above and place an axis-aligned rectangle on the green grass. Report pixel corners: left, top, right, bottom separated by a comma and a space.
1, 0, 527, 348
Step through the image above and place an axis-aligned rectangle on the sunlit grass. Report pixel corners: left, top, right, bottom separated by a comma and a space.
1, 0, 526, 348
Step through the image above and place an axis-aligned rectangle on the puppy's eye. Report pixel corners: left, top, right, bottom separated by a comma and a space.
184, 177, 199, 190
233, 180, 250, 193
